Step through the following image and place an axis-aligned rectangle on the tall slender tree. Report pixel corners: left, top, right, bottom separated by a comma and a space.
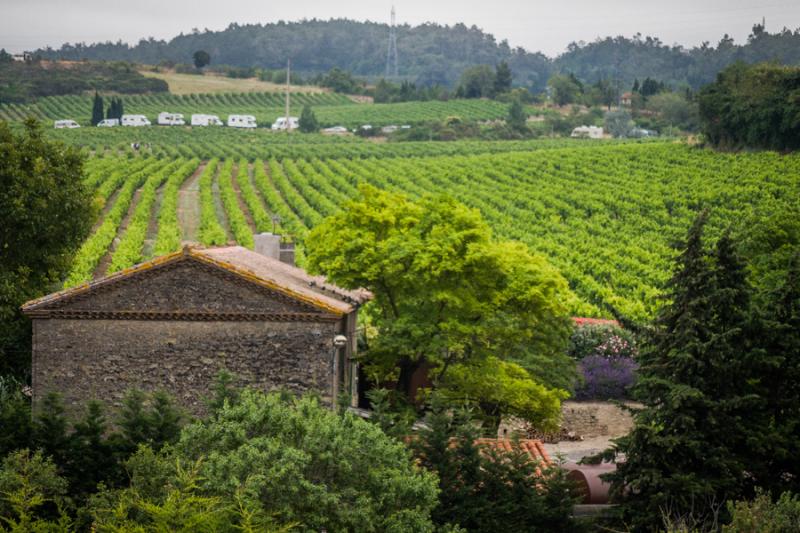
91, 91, 104, 125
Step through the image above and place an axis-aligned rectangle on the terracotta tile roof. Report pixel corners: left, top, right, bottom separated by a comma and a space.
22, 245, 371, 316
572, 317, 620, 327
475, 438, 551, 465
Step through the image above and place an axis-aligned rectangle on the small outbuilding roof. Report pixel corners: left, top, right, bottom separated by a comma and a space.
475, 438, 551, 465
22, 245, 371, 316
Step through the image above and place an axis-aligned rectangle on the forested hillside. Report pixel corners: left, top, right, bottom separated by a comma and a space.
36, 19, 800, 89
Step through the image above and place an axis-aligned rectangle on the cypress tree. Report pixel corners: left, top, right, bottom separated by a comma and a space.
91, 91, 104, 125
298, 105, 318, 133
596, 212, 758, 530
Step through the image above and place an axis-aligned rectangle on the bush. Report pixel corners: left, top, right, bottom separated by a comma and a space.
574, 355, 638, 400
568, 324, 638, 360
724, 490, 800, 532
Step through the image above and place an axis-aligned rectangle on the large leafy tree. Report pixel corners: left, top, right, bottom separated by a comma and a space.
594, 213, 763, 530
306, 185, 574, 426
0, 120, 94, 377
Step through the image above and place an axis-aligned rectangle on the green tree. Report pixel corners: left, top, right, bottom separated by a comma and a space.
0, 449, 71, 529
547, 73, 582, 106
91, 91, 104, 125
604, 109, 634, 138
411, 397, 577, 531
457, 65, 497, 98
298, 105, 318, 133
193, 50, 211, 69
506, 98, 529, 132
0, 120, 94, 377
306, 185, 574, 425
0, 378, 31, 458
594, 213, 761, 530
494, 61, 513, 95
175, 389, 439, 531
647, 91, 699, 131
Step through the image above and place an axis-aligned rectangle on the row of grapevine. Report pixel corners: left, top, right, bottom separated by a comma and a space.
198, 159, 227, 246
153, 159, 203, 256
217, 160, 254, 248
107, 160, 190, 273
65, 158, 170, 286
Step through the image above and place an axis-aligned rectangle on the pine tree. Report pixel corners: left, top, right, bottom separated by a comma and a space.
494, 61, 513, 95
298, 105, 318, 133
91, 91, 104, 125
596, 212, 758, 530
507, 98, 529, 132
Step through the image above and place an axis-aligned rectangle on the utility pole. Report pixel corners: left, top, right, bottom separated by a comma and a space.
385, 6, 398, 78
285, 59, 291, 133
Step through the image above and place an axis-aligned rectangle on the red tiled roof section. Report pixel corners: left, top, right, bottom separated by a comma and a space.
196, 246, 372, 314
474, 438, 551, 465
572, 317, 620, 327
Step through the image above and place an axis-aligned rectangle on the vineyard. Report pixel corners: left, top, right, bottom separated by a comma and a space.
46, 127, 622, 160
67, 141, 800, 322
0, 93, 511, 127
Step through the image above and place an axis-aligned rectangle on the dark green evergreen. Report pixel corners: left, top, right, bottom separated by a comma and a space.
506, 98, 529, 132
494, 61, 513, 94
90, 91, 104, 125
298, 105, 319, 133
593, 213, 760, 530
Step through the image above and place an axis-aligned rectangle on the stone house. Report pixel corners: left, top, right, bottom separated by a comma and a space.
22, 245, 370, 416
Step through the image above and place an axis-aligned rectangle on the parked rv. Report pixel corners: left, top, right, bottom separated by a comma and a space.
191, 114, 223, 126
271, 116, 299, 130
571, 125, 604, 139
121, 115, 151, 127
228, 115, 257, 128
97, 118, 120, 127
321, 126, 349, 135
157, 112, 185, 126
54, 120, 80, 129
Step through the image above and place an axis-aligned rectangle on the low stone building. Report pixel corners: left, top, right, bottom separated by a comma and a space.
22, 245, 370, 416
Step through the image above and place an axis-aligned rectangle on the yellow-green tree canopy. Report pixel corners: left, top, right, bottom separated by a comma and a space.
306, 184, 575, 427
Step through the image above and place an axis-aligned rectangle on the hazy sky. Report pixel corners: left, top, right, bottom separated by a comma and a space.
2, 0, 799, 56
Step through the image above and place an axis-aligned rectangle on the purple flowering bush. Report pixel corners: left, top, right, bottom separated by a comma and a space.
574, 355, 638, 400
569, 324, 639, 400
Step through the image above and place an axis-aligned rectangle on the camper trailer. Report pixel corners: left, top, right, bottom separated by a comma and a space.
54, 120, 80, 129
97, 118, 119, 127
191, 114, 223, 126
570, 125, 604, 139
271, 116, 299, 131
121, 115, 151, 127
157, 112, 185, 126
227, 115, 257, 129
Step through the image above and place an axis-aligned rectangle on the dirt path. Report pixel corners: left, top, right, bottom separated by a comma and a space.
211, 164, 233, 241
90, 189, 120, 233
177, 162, 206, 243
231, 162, 257, 233
94, 189, 142, 278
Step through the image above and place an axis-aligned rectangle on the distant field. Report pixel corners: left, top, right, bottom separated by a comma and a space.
1, 93, 509, 128
139, 70, 327, 95
67, 141, 800, 322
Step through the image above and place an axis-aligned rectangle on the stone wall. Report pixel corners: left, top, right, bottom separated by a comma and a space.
559, 401, 637, 438
33, 318, 337, 417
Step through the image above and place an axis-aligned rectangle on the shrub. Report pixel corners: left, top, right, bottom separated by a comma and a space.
724, 490, 800, 533
574, 355, 638, 400
568, 324, 638, 360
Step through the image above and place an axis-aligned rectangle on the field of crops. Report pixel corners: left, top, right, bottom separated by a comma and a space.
46, 126, 621, 160
0, 93, 511, 127
68, 141, 800, 322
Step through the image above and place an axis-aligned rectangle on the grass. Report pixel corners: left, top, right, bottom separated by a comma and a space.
138, 69, 329, 95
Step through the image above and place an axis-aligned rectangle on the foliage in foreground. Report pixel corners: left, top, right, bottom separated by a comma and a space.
723, 490, 800, 533
0, 120, 94, 378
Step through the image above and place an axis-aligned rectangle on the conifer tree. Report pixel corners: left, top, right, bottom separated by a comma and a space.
91, 91, 104, 125
595, 212, 758, 530
298, 105, 318, 133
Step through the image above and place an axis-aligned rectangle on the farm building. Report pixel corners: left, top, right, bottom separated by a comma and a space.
22, 244, 371, 417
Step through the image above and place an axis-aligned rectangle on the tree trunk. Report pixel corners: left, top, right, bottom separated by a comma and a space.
396, 357, 423, 402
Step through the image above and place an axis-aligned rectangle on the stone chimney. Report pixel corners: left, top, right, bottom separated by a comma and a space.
253, 233, 294, 266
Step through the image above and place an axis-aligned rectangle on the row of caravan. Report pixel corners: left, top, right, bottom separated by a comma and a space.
56, 114, 295, 129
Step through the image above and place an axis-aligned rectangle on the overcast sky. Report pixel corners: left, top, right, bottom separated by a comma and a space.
2, 0, 799, 57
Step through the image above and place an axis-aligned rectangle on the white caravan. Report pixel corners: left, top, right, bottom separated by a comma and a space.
570, 125, 604, 139
270, 116, 299, 131
157, 112, 185, 126
121, 115, 151, 127
191, 114, 223, 126
54, 119, 80, 129
97, 118, 120, 127
228, 115, 257, 128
